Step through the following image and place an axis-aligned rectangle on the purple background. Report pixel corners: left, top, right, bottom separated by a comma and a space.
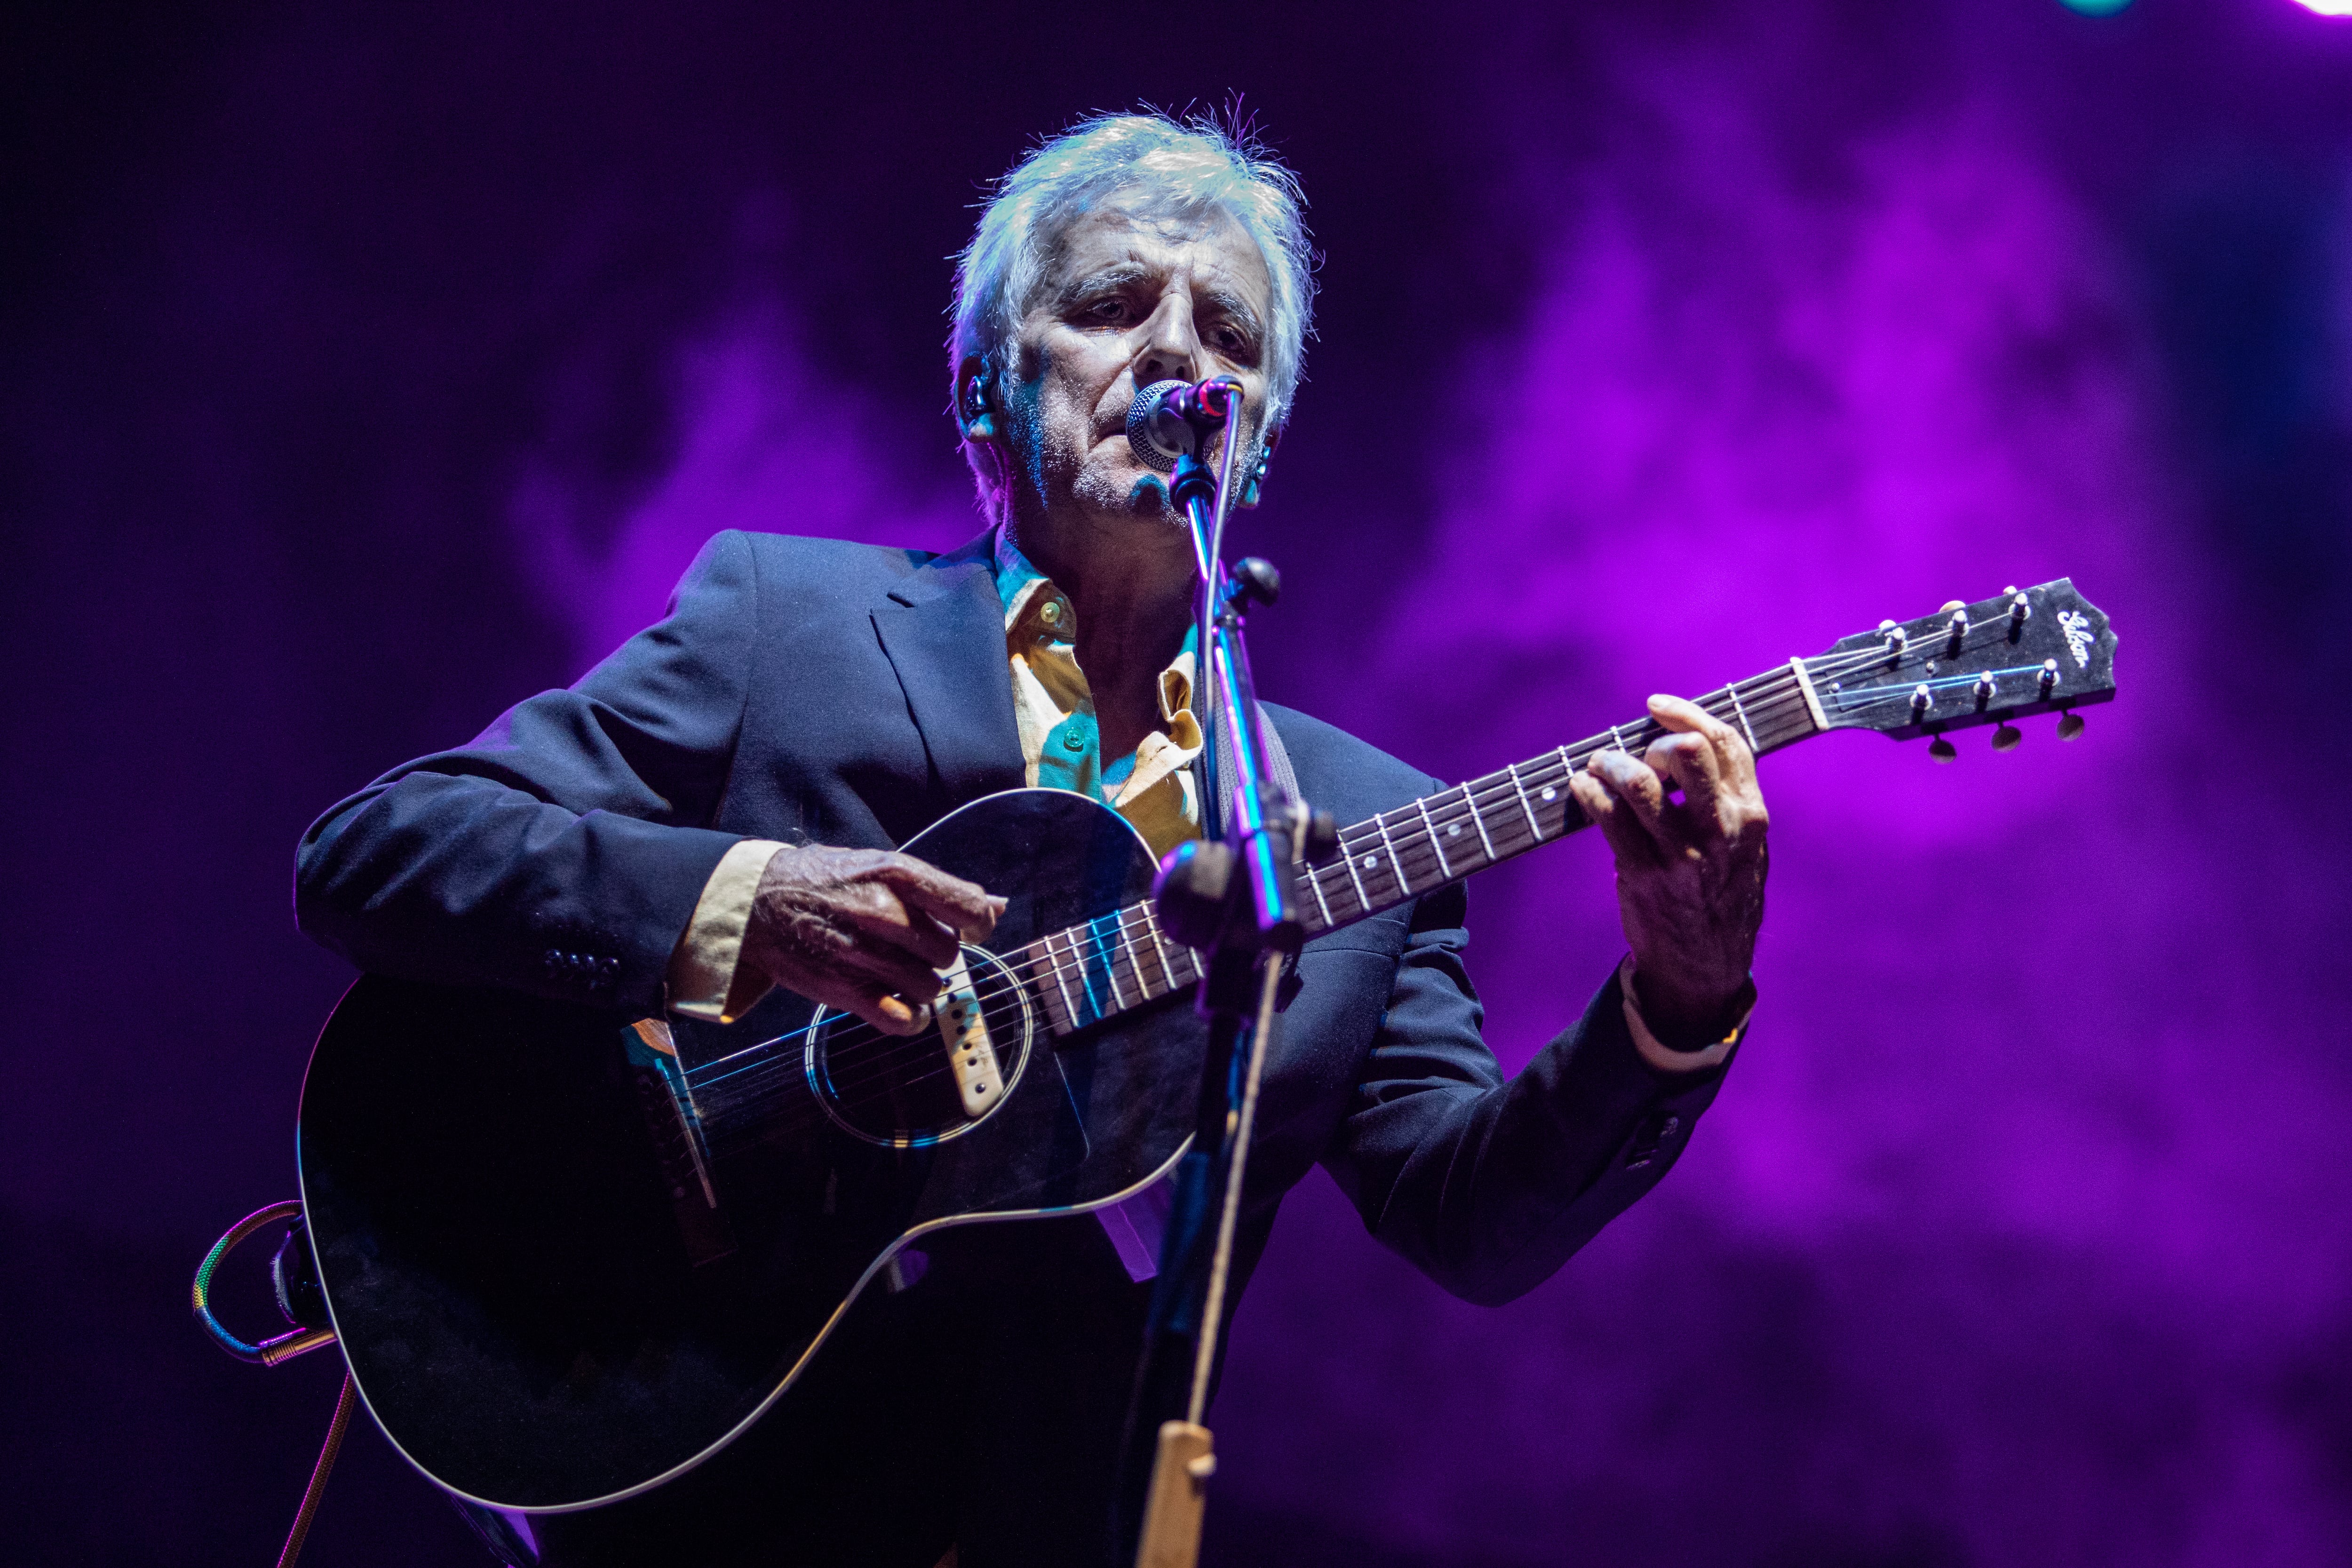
8, 1, 2351, 1562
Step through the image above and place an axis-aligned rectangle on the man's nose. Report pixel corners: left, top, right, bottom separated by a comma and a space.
1132, 298, 1200, 387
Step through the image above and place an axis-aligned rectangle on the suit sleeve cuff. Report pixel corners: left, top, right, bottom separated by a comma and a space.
1618, 953, 1753, 1073
667, 839, 787, 1023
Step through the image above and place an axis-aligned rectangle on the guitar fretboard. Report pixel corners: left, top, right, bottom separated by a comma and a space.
1012, 659, 1825, 1036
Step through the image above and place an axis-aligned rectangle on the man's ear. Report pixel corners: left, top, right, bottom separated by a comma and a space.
955, 354, 999, 443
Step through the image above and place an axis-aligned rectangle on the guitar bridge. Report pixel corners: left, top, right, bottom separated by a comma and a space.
622, 1018, 736, 1266
935, 954, 1003, 1118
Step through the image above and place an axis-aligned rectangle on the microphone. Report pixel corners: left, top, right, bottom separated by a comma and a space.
1125, 377, 1240, 473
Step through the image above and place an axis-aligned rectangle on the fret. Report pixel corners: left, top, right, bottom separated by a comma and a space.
1092, 916, 1129, 1013
1415, 796, 1453, 880
1048, 930, 1081, 1025
1163, 909, 1200, 992
1372, 813, 1408, 899
1304, 856, 1335, 930
1068, 931, 1101, 1029
1339, 835, 1372, 913
1140, 904, 1176, 995
1506, 761, 1542, 841
1725, 681, 1760, 756
1115, 912, 1152, 1001
1044, 933, 1081, 1031
1094, 929, 1125, 1018
1462, 781, 1499, 862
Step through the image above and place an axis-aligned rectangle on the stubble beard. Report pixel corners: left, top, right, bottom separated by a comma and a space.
1010, 379, 1188, 547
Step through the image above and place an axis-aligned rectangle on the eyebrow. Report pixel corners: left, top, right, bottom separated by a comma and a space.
1054, 263, 1151, 307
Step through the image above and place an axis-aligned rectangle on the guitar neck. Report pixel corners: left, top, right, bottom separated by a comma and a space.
1012, 658, 1827, 1037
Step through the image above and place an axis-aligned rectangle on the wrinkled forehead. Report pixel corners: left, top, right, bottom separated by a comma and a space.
1032, 201, 1274, 316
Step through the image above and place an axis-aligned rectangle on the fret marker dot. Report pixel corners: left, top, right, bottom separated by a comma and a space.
1446, 823, 1461, 837
1363, 854, 1379, 868
1541, 787, 1557, 801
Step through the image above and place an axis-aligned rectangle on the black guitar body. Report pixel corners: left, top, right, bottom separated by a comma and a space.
297, 789, 1203, 1512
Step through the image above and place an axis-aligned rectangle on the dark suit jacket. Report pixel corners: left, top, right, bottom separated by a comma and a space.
296, 529, 1733, 1309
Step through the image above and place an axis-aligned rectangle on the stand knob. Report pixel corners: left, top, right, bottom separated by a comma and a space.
1229, 557, 1282, 609
1153, 840, 1235, 950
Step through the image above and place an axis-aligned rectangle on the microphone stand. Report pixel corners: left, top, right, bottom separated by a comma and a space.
1117, 385, 1313, 1568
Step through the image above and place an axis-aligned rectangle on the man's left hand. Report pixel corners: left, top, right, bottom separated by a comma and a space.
1567, 693, 1770, 1048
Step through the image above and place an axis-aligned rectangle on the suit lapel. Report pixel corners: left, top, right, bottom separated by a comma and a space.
870, 533, 1027, 805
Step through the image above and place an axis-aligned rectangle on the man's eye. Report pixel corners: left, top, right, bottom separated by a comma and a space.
1088, 299, 1130, 323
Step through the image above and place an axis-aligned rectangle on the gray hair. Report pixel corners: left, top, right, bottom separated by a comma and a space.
949, 112, 1315, 488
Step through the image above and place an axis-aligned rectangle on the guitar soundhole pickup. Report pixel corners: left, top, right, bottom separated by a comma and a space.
937, 955, 1004, 1118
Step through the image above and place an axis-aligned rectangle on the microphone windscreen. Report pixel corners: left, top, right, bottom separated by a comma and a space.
1126, 380, 1193, 473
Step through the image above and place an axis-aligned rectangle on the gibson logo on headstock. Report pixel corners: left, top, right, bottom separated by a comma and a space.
2057, 609, 2094, 669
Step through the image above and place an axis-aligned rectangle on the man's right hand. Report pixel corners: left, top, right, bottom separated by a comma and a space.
740, 845, 1006, 1035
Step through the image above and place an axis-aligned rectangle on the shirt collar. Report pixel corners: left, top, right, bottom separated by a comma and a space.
991, 526, 1049, 618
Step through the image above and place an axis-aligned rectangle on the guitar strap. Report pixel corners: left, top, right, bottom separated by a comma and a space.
1195, 692, 1307, 1001
1195, 694, 1300, 852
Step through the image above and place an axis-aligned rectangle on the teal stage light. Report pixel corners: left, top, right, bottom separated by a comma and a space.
2059, 0, 2132, 13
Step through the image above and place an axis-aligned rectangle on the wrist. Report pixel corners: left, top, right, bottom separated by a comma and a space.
1627, 962, 1756, 1055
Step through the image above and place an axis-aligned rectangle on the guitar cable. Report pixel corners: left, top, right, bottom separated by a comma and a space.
192, 1200, 353, 1568
274, 1371, 358, 1568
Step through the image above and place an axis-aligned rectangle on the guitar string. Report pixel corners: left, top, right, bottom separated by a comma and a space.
741, 626, 2070, 1134
685, 664, 1845, 1110
684, 674, 1828, 1123
688, 667, 1851, 1118
691, 658, 1824, 1091
692, 683, 1802, 1138
682, 617, 2049, 1124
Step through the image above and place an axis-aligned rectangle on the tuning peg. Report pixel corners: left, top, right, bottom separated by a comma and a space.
1938, 600, 1966, 615
1992, 723, 2022, 752
2057, 712, 2085, 741
1929, 736, 1957, 764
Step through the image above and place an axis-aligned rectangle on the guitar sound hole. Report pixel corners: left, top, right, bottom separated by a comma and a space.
804, 947, 1033, 1148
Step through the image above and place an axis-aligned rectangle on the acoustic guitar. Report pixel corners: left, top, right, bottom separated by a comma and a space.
294, 580, 2118, 1515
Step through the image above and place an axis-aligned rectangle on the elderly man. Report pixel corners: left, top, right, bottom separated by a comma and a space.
297, 114, 1768, 1568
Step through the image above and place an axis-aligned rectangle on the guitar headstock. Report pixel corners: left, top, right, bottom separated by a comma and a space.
1804, 579, 2117, 752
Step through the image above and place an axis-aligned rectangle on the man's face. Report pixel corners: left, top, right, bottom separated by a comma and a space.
996, 204, 1274, 542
